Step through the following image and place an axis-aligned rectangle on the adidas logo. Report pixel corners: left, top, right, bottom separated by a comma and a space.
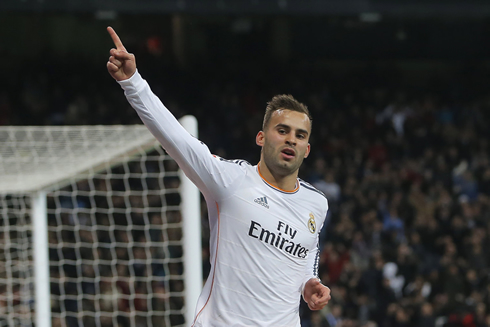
254, 196, 269, 209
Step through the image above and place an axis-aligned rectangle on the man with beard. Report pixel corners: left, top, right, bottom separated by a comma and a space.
107, 26, 330, 327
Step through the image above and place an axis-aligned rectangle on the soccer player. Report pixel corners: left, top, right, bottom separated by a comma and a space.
107, 26, 331, 327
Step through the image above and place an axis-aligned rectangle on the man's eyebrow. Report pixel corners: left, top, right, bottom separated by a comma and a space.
275, 123, 290, 130
275, 123, 309, 136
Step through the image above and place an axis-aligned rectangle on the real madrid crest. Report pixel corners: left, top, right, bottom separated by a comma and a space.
308, 213, 316, 234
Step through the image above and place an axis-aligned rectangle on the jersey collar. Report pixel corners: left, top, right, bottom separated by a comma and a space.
256, 165, 300, 194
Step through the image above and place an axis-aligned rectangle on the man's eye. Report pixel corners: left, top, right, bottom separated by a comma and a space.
297, 134, 305, 139
278, 129, 286, 134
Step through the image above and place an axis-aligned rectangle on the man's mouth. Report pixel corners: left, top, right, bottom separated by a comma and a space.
281, 148, 296, 159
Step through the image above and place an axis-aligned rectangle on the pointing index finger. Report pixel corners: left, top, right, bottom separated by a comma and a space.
107, 26, 126, 51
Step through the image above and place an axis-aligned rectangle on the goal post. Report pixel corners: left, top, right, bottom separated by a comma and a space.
0, 121, 202, 327
32, 191, 50, 327
178, 116, 202, 326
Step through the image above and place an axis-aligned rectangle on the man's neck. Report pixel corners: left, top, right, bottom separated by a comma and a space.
258, 161, 298, 191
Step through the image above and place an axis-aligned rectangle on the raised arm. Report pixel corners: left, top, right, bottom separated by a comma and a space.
105, 27, 245, 201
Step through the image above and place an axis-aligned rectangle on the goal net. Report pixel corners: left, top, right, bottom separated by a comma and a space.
0, 122, 201, 327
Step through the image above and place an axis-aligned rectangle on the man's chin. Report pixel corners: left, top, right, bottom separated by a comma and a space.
264, 156, 301, 176
277, 161, 300, 174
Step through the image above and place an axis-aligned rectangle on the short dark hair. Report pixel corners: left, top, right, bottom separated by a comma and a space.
262, 94, 312, 130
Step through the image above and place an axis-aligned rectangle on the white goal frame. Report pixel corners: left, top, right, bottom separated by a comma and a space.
0, 120, 202, 327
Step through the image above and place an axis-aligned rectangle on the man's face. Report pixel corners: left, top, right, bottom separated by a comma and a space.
256, 109, 311, 177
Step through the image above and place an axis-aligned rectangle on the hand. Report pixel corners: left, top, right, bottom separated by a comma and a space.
106, 26, 136, 81
303, 278, 331, 311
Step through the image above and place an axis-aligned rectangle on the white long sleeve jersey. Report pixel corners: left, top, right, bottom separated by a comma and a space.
119, 72, 329, 327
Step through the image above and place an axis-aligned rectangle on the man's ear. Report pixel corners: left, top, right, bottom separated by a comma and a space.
256, 131, 264, 147
304, 143, 311, 158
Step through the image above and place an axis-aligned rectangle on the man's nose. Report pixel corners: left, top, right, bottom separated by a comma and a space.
285, 136, 296, 146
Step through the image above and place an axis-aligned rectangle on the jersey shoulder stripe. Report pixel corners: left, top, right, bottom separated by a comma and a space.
212, 155, 252, 166
299, 179, 327, 199
313, 239, 321, 277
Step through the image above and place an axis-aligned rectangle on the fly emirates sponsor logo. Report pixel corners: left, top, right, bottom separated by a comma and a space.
248, 220, 309, 258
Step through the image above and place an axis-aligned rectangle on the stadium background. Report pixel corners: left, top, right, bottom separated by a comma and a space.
2, 0, 490, 326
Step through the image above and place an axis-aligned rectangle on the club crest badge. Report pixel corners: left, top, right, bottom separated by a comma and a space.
308, 213, 316, 234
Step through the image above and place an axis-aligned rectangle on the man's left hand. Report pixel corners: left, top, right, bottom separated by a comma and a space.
303, 278, 331, 310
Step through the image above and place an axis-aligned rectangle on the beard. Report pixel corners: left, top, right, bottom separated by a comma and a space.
262, 143, 304, 177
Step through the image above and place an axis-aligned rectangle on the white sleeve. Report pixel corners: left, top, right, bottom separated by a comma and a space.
301, 236, 321, 298
301, 209, 328, 299
117, 71, 245, 200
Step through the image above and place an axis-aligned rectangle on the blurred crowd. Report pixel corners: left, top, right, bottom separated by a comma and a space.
3, 51, 490, 327
301, 88, 490, 327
